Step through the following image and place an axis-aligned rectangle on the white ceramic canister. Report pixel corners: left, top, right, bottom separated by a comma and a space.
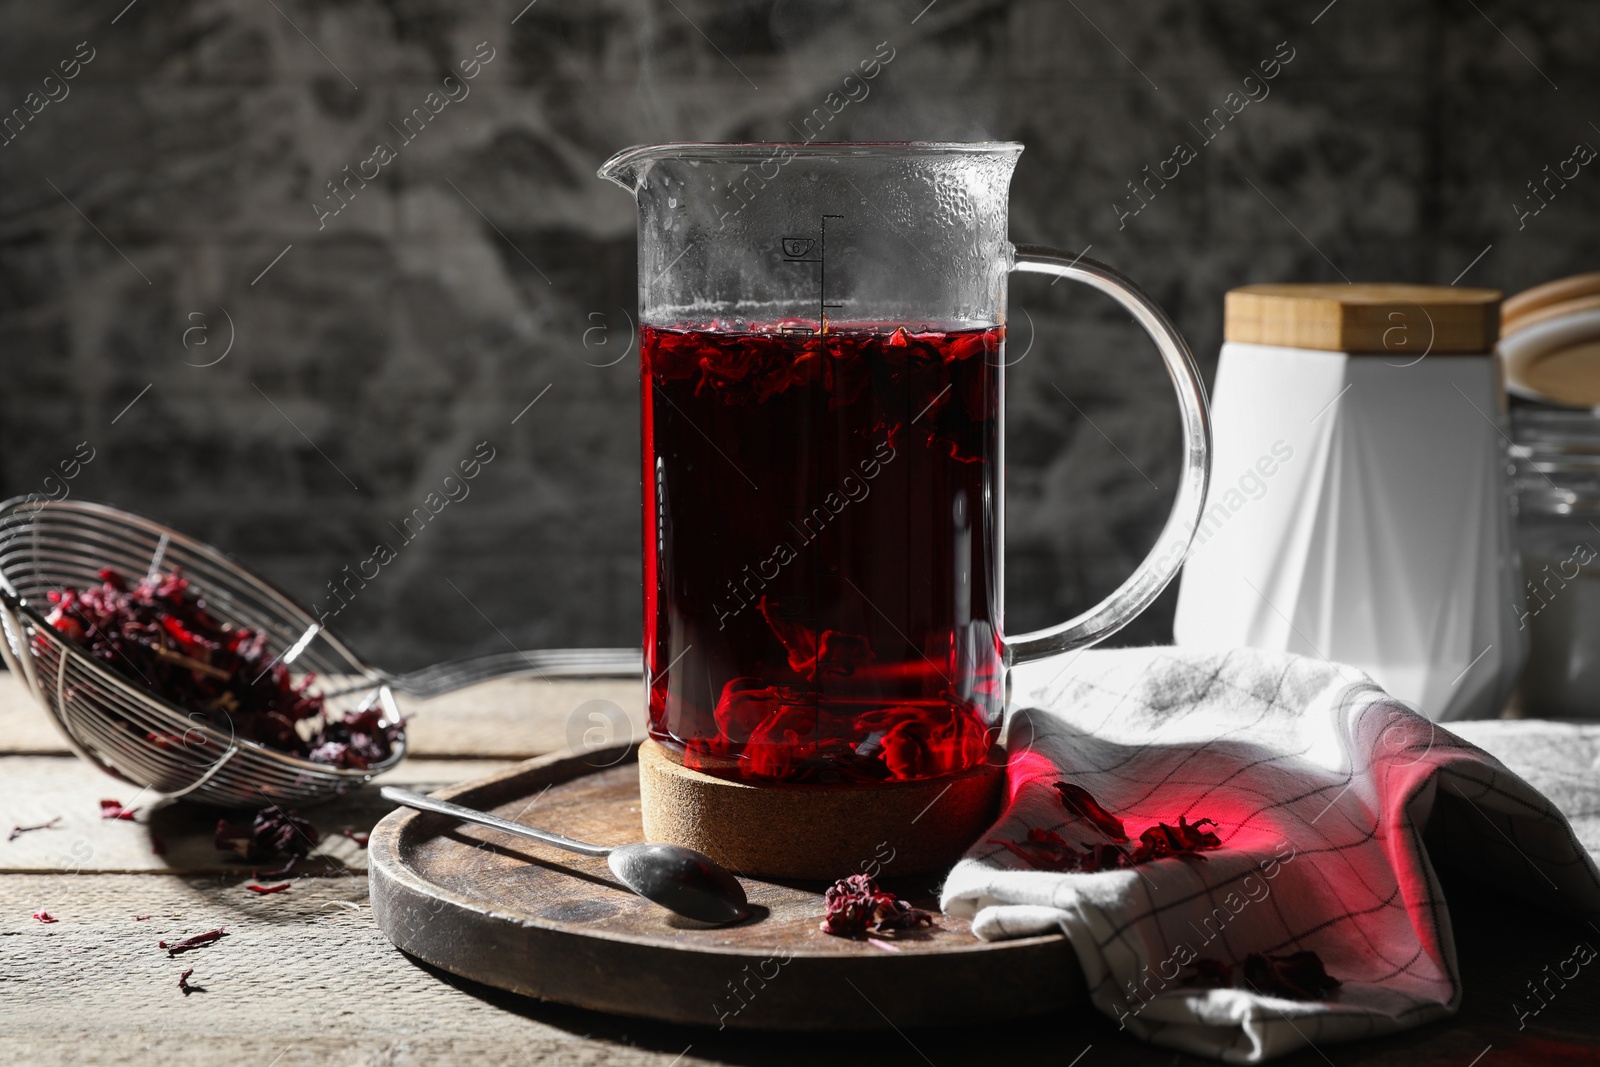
1173, 284, 1526, 721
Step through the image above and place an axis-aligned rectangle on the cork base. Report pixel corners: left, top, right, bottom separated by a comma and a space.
637, 739, 1003, 880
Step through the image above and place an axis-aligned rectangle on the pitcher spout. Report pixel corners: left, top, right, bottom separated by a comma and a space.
596, 143, 668, 195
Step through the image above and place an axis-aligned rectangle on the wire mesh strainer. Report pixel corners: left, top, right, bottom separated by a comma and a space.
0, 498, 640, 808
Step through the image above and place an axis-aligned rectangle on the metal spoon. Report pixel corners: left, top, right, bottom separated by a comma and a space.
380, 786, 750, 925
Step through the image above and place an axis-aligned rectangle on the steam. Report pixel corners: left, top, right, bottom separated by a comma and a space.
625, 0, 1003, 144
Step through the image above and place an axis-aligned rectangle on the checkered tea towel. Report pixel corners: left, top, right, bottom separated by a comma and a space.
941, 647, 1600, 1063
1448, 718, 1600, 860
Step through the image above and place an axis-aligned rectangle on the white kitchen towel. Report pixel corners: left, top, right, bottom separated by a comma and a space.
1450, 718, 1600, 858
941, 647, 1600, 1063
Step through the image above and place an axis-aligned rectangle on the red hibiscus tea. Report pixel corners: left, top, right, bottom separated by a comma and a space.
642, 322, 1006, 785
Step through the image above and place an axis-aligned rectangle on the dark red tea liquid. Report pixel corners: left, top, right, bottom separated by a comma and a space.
642, 322, 1005, 785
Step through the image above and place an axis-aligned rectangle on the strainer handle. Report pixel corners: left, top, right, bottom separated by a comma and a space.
384, 647, 643, 699
381, 786, 612, 856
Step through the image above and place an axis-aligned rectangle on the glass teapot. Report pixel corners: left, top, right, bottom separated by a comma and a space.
599, 142, 1210, 787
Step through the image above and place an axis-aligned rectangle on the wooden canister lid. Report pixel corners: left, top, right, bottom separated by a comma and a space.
1224, 283, 1502, 354
1502, 272, 1600, 337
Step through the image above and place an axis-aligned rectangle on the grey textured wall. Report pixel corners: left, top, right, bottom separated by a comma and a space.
1, 0, 1595, 669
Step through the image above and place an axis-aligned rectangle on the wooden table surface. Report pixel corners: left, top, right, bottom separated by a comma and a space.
2, 673, 1598, 1067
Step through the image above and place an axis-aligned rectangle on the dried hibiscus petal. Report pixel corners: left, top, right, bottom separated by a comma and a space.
998, 783, 1223, 873
682, 590, 993, 785
757, 596, 820, 677
1182, 958, 1234, 988
32, 909, 58, 923
245, 881, 291, 894
754, 598, 878, 684
1242, 951, 1342, 1000
340, 829, 370, 848
990, 829, 1139, 873
307, 707, 403, 770
813, 630, 874, 678
1130, 816, 1222, 864
100, 799, 138, 820
871, 703, 990, 781
820, 873, 934, 937
160, 927, 228, 957
1080, 842, 1135, 871
43, 568, 402, 768
216, 806, 318, 863
711, 677, 806, 744
177, 967, 200, 995
8, 816, 61, 841
992, 827, 1085, 872
1053, 782, 1128, 842
254, 856, 298, 881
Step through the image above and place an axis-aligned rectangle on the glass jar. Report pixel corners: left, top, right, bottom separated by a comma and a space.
1512, 409, 1600, 717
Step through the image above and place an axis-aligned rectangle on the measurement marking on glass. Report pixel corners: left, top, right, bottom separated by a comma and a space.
781, 214, 845, 333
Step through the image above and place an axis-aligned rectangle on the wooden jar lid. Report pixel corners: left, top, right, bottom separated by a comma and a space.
1507, 340, 1600, 406
1502, 272, 1600, 338
1500, 273, 1600, 406
1224, 283, 1501, 354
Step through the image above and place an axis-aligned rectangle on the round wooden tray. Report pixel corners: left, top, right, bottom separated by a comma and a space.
368, 744, 1084, 1030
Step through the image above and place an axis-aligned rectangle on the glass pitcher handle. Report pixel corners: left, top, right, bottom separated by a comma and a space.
1004, 245, 1212, 665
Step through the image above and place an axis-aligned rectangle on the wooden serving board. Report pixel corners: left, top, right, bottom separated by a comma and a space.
368, 745, 1085, 1031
